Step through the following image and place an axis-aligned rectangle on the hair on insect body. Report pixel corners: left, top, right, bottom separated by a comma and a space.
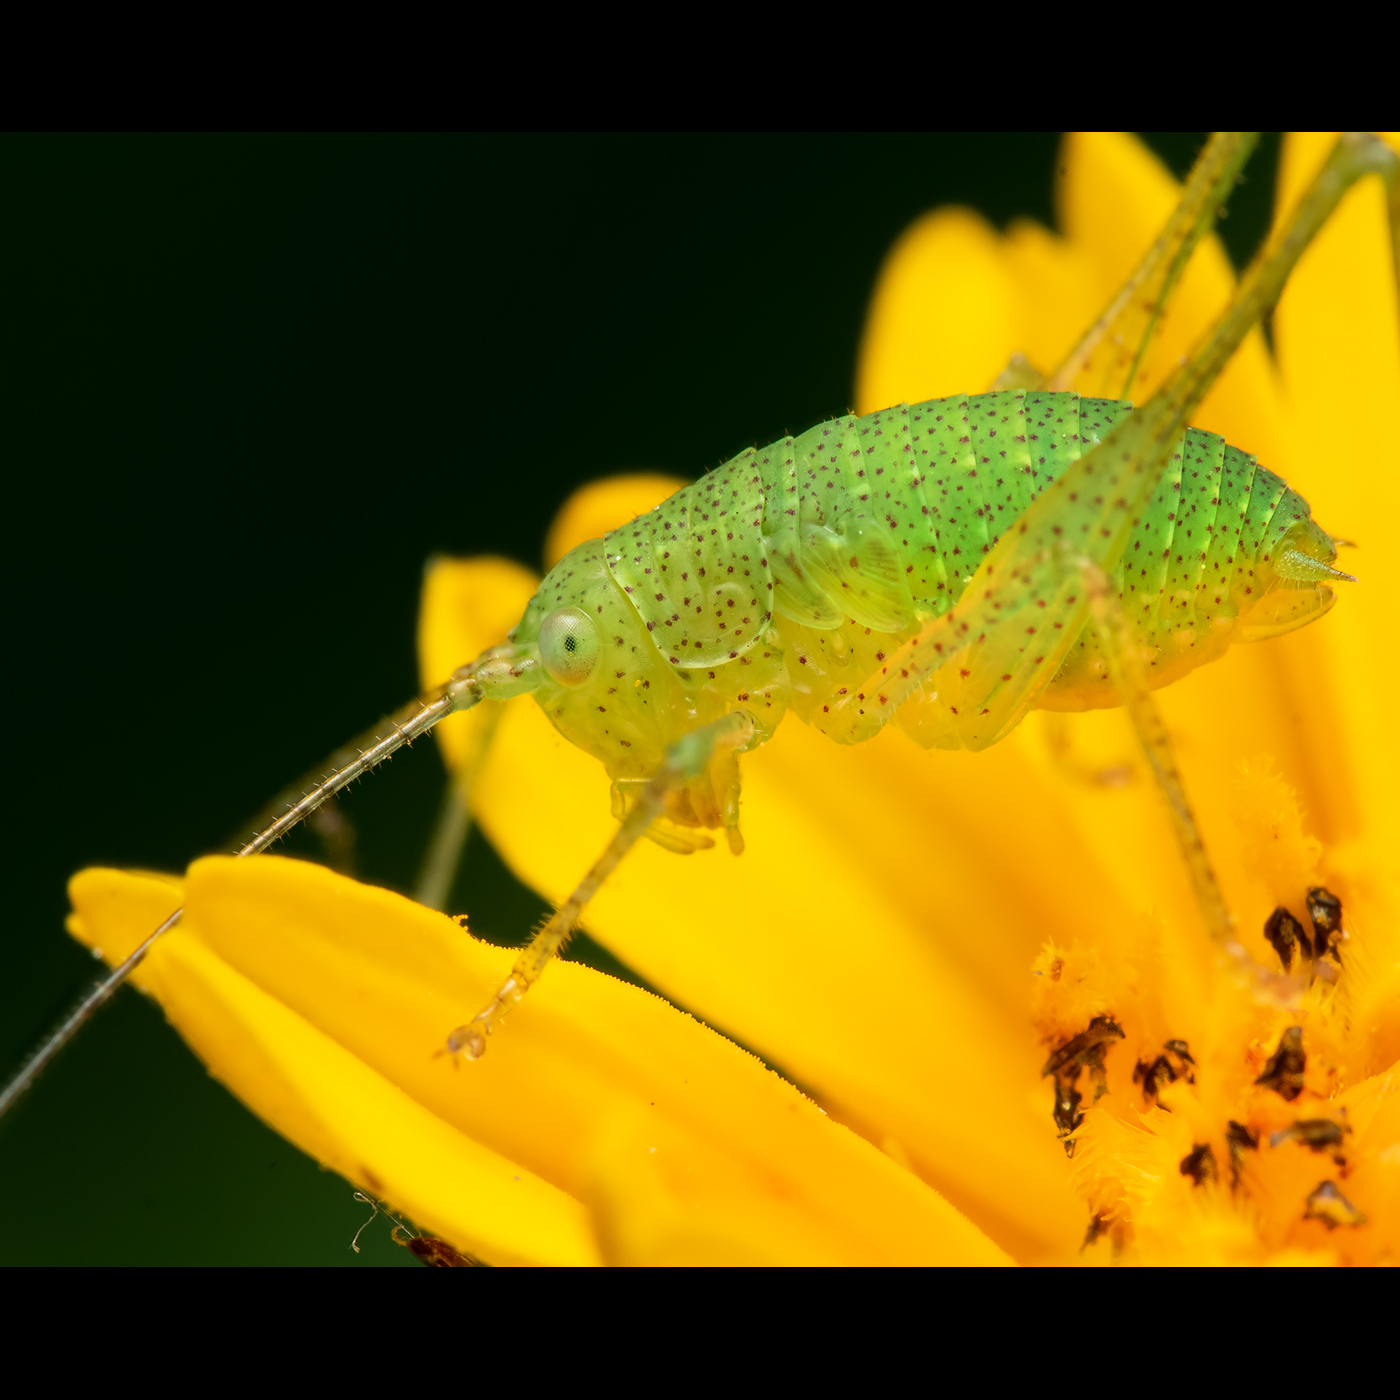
3, 133, 1398, 1130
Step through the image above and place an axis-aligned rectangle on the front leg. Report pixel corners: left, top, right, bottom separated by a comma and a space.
448, 709, 757, 1061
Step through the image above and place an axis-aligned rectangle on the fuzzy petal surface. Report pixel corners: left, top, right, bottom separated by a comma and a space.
68, 860, 1007, 1265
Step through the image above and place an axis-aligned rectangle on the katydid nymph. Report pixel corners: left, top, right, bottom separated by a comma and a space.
3, 133, 1397, 1123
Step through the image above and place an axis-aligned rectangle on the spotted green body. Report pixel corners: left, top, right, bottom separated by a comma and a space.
510, 388, 1343, 832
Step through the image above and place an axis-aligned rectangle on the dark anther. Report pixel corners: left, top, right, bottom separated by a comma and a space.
1269, 1116, 1350, 1167
1226, 1120, 1259, 1152
1306, 887, 1344, 962
1255, 1025, 1306, 1101
1050, 1066, 1085, 1149
1264, 906, 1311, 970
1042, 1016, 1125, 1157
1133, 1039, 1194, 1105
1302, 1180, 1366, 1230
1270, 1118, 1345, 1151
1225, 1120, 1259, 1186
1180, 1142, 1218, 1186
1082, 1213, 1110, 1251
1042, 1016, 1126, 1080
1134, 1055, 1175, 1102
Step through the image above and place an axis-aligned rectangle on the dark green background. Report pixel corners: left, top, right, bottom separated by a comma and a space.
0, 133, 1279, 1264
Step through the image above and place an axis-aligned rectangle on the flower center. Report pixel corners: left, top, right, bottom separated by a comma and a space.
1030, 883, 1390, 1264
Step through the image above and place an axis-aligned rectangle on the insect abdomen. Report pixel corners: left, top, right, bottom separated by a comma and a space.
743, 391, 1332, 722
761, 390, 1127, 632
1040, 425, 1329, 709
594, 391, 1333, 723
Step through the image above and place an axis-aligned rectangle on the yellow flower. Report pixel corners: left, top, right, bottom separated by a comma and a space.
69, 134, 1400, 1264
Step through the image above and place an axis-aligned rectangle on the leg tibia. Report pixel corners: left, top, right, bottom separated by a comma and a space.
448, 709, 757, 1060
1080, 558, 1235, 949
839, 551, 1091, 754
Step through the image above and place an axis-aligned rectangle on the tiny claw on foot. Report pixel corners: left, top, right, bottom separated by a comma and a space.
446, 976, 519, 1062
447, 1022, 488, 1061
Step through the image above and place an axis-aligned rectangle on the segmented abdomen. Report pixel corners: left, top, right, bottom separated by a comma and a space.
758, 390, 1307, 633
602, 389, 1314, 714
757, 390, 1092, 629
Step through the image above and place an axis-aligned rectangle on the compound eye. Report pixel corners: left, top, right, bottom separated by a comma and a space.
539, 606, 600, 686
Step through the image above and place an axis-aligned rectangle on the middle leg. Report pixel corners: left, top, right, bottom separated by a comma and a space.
1078, 557, 1237, 954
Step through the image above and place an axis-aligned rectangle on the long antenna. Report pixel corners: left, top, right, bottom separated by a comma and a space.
0, 670, 484, 1122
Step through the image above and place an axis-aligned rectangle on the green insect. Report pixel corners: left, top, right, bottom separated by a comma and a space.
2, 132, 1396, 1112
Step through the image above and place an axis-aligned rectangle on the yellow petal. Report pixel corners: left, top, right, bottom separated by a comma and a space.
69, 858, 1007, 1266
1332, 1061, 1400, 1260
856, 207, 1018, 412
997, 218, 1101, 379
1055, 131, 1289, 464
67, 867, 596, 1267
1272, 133, 1400, 859
582, 1102, 1001, 1265
857, 135, 1286, 463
